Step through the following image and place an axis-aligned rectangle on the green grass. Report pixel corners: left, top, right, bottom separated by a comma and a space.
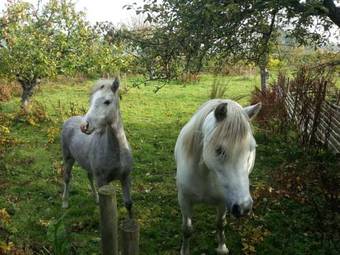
0, 74, 339, 254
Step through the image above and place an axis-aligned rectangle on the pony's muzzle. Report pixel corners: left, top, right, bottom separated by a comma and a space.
231, 198, 253, 218
80, 121, 91, 134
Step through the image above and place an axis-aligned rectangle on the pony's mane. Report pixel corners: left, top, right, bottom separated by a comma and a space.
182, 99, 251, 157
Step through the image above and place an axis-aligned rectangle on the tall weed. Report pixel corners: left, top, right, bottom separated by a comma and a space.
210, 78, 229, 99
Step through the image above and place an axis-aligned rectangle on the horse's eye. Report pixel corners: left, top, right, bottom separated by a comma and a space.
216, 146, 227, 159
104, 100, 111, 105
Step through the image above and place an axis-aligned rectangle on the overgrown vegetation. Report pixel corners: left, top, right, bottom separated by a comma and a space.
249, 67, 340, 254
252, 65, 340, 149
0, 74, 339, 254
0, 0, 339, 254
209, 78, 229, 99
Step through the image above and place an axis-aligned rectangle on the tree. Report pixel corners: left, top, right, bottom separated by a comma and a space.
133, 0, 340, 90
90, 22, 133, 77
0, 1, 57, 108
0, 0, 94, 108
283, 0, 340, 28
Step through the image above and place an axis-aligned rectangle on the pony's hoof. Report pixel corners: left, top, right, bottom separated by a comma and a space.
216, 246, 229, 255
62, 201, 69, 209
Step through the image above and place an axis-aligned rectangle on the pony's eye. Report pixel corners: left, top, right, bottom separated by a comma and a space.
104, 100, 111, 105
216, 146, 227, 159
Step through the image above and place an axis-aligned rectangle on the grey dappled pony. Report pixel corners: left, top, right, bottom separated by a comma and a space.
175, 99, 261, 254
61, 78, 133, 217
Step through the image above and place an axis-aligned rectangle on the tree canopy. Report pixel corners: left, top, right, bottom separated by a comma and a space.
0, 0, 130, 108
130, 0, 340, 89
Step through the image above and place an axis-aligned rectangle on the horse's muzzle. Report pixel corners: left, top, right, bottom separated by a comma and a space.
80, 121, 92, 135
231, 199, 253, 218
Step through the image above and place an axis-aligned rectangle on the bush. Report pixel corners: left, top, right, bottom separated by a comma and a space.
250, 72, 288, 132
0, 81, 21, 102
252, 65, 339, 151
180, 72, 201, 83
0, 112, 18, 170
207, 60, 256, 76
15, 101, 50, 126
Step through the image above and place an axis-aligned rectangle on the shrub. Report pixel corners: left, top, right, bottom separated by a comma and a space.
0, 111, 18, 172
252, 65, 339, 151
15, 100, 50, 126
250, 72, 288, 132
54, 101, 87, 124
0, 84, 12, 102
208, 61, 256, 76
47, 127, 60, 144
0, 81, 21, 102
180, 72, 201, 83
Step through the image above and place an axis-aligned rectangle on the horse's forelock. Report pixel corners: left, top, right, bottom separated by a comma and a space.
90, 80, 117, 102
182, 99, 252, 158
181, 99, 224, 157
209, 102, 251, 153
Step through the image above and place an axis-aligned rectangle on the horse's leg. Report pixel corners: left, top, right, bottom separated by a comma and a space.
121, 175, 133, 218
62, 157, 74, 208
216, 205, 229, 254
179, 192, 193, 255
87, 172, 99, 204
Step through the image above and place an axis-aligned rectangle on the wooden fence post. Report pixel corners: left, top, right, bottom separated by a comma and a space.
98, 185, 118, 255
120, 218, 140, 255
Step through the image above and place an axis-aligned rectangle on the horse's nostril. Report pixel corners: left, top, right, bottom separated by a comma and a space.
231, 204, 241, 218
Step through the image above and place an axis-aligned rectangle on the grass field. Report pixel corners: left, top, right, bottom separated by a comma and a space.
0, 74, 339, 254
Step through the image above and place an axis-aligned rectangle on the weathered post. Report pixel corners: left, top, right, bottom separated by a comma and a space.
98, 185, 118, 255
120, 218, 140, 255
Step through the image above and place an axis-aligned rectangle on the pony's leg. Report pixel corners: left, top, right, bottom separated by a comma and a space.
87, 172, 99, 203
121, 175, 133, 218
216, 205, 229, 254
179, 193, 193, 255
62, 157, 75, 208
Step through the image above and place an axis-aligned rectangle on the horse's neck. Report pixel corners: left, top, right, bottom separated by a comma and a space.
110, 112, 130, 150
94, 109, 130, 153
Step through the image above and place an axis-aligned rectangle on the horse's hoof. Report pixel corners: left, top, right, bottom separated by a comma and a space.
216, 246, 229, 255
62, 201, 69, 209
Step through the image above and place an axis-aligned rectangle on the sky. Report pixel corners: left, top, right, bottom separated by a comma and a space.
0, 0, 144, 25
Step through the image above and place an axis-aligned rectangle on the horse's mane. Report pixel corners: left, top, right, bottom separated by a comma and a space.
182, 99, 251, 157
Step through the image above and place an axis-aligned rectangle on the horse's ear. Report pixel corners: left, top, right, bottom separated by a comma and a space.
214, 103, 228, 122
111, 78, 120, 92
244, 102, 262, 120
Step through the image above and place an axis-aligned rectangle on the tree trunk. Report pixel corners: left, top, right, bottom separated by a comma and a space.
18, 79, 37, 111
259, 65, 269, 91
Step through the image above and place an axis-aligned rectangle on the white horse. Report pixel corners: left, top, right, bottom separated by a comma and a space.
175, 99, 261, 254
